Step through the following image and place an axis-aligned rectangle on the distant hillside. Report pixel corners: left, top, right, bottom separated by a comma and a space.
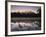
11, 12, 41, 17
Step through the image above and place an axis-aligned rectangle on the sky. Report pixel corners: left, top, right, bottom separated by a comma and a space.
11, 5, 41, 14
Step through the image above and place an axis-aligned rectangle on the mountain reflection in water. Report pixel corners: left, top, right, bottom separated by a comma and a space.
11, 21, 41, 31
